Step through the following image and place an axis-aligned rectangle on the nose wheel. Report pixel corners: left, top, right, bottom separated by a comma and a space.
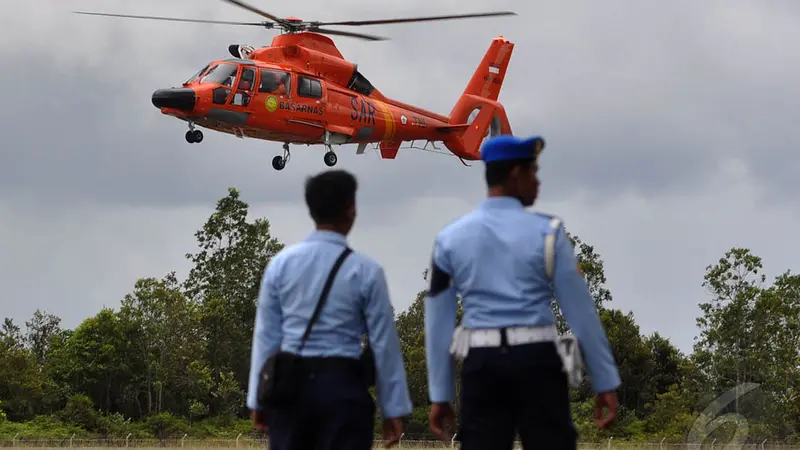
323, 147, 338, 167
185, 124, 203, 143
272, 143, 291, 170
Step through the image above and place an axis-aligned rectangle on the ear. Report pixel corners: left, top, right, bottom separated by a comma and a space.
508, 164, 526, 188
508, 164, 522, 181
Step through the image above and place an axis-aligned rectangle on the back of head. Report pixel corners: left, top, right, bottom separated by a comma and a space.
480, 134, 545, 206
305, 169, 358, 232
484, 158, 533, 187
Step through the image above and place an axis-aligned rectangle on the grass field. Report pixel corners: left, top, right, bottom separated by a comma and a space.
1, 440, 799, 449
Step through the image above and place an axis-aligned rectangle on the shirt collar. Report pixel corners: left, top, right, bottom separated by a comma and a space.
480, 196, 524, 210
306, 229, 348, 245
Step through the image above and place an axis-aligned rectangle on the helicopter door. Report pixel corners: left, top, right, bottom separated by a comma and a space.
286, 75, 326, 139
230, 66, 256, 108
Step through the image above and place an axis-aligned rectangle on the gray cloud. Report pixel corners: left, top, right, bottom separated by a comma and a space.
2, 0, 800, 355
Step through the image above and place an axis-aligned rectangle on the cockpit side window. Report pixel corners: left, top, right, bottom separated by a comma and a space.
259, 69, 290, 95
200, 63, 238, 86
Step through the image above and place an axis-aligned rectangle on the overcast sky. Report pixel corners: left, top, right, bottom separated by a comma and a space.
1, 0, 799, 354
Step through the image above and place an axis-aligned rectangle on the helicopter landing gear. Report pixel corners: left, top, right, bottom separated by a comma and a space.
323, 146, 337, 167
185, 130, 203, 143
185, 123, 203, 143
272, 143, 291, 170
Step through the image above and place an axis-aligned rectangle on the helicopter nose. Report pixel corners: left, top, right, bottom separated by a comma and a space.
152, 88, 196, 111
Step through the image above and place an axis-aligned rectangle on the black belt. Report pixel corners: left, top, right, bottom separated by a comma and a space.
297, 356, 362, 373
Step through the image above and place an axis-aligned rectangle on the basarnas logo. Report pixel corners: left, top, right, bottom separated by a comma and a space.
265, 96, 278, 112
686, 382, 760, 449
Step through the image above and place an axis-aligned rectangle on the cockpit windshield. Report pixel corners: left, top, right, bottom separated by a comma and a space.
199, 63, 238, 87
185, 64, 210, 84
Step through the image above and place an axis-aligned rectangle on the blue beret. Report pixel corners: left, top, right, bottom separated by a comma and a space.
480, 135, 545, 163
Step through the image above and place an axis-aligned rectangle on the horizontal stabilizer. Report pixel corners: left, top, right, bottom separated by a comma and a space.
435, 124, 470, 133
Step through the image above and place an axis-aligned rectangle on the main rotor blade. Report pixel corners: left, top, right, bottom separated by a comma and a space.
313, 11, 517, 27
220, 0, 287, 25
312, 28, 388, 41
72, 11, 264, 26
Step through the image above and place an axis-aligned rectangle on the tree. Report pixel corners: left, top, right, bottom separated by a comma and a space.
591, 309, 654, 416
760, 272, 800, 434
183, 187, 284, 304
642, 384, 698, 439
183, 187, 284, 407
395, 291, 428, 409
644, 333, 685, 398
58, 394, 98, 430
693, 248, 800, 440
24, 310, 62, 367
118, 273, 205, 416
0, 318, 24, 350
49, 308, 134, 415
570, 234, 613, 308
185, 361, 214, 425
0, 319, 48, 421
694, 248, 767, 410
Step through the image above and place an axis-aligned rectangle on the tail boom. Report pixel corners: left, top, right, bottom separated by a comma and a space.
363, 36, 514, 162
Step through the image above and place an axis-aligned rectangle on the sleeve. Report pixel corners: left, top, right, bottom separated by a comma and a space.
424, 236, 459, 404
550, 223, 622, 393
246, 259, 284, 411
362, 264, 413, 418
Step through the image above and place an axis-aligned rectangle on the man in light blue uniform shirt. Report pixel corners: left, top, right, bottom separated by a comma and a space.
424, 135, 620, 450
247, 170, 412, 450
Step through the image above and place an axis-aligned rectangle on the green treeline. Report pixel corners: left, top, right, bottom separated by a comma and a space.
0, 188, 798, 443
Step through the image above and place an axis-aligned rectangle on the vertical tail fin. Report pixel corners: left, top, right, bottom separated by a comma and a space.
462, 35, 513, 102
443, 36, 515, 161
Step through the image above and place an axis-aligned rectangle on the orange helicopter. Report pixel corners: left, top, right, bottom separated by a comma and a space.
74, 0, 525, 171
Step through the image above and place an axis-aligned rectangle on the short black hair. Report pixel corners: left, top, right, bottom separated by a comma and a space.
485, 158, 533, 186
304, 170, 358, 224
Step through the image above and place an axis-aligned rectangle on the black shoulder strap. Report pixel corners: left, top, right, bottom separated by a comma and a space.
298, 247, 353, 353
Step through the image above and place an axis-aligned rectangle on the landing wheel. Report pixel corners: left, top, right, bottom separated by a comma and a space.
324, 151, 337, 167
272, 143, 291, 170
185, 129, 203, 143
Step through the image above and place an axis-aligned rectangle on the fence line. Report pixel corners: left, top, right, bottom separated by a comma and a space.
0, 438, 797, 449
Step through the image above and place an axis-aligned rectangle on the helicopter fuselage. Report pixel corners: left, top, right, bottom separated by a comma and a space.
74, 1, 518, 169
153, 32, 457, 157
